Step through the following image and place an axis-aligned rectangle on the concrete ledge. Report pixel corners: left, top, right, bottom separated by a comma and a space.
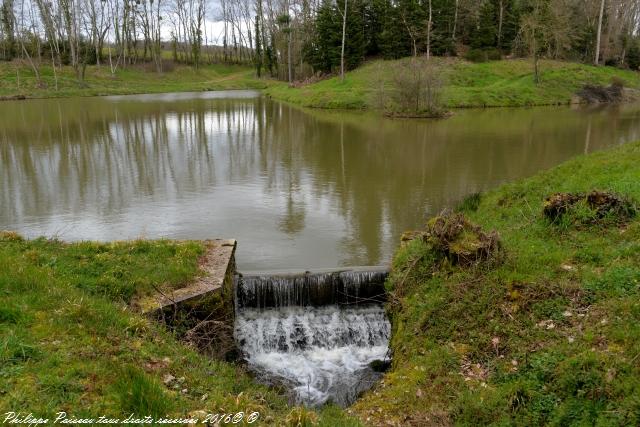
139, 239, 237, 313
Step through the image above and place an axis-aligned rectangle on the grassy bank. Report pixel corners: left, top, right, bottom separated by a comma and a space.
352, 141, 640, 425
2, 58, 639, 111
265, 58, 640, 109
0, 236, 356, 425
0, 61, 265, 99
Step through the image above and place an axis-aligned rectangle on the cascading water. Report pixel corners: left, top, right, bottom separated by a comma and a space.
234, 269, 391, 407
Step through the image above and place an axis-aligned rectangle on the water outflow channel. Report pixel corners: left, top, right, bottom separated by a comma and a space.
234, 268, 391, 407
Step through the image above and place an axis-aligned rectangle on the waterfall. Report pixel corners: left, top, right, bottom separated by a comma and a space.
235, 268, 388, 309
234, 268, 391, 407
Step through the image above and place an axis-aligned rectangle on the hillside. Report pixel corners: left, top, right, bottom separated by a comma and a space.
352, 141, 640, 425
3, 142, 639, 426
265, 58, 640, 110
0, 236, 356, 425
0, 62, 264, 99
2, 58, 639, 112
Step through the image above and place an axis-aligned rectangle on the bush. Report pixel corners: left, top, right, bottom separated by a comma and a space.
627, 42, 640, 70
140, 59, 176, 73
464, 48, 502, 63
543, 191, 637, 227
378, 57, 446, 117
401, 211, 502, 267
486, 49, 502, 60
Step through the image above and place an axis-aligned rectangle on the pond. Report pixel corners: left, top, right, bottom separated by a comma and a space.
2, 90, 639, 270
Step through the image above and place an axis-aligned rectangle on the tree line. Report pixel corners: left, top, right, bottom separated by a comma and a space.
273, 0, 640, 82
1, 0, 640, 85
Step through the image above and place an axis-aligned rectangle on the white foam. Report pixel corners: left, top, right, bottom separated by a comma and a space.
235, 305, 390, 406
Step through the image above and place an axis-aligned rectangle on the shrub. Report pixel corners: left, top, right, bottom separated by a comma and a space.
400, 211, 502, 268
627, 42, 640, 70
464, 48, 501, 63
379, 57, 446, 117
543, 191, 637, 227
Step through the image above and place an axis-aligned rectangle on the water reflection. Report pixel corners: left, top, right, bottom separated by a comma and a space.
1, 92, 639, 270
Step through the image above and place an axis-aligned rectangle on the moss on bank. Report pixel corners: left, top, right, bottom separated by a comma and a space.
265, 58, 640, 110
351, 141, 640, 425
0, 236, 358, 425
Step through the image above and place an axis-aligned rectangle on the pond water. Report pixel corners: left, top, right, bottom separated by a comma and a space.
2, 90, 640, 270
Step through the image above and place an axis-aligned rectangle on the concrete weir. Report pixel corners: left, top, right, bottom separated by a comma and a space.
235, 266, 389, 309
139, 239, 237, 314
234, 266, 391, 407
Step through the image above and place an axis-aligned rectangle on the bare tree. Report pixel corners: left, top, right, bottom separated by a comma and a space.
339, 0, 346, 80
595, 0, 605, 64
518, 0, 546, 84
426, 0, 432, 59
385, 57, 443, 116
17, 0, 42, 85
1, 0, 17, 60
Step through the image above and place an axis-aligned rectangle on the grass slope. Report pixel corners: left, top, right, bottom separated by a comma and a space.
265, 58, 640, 109
352, 141, 640, 426
2, 58, 638, 110
0, 62, 266, 99
0, 236, 357, 426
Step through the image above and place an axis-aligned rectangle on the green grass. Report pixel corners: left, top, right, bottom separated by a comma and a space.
3, 58, 639, 111
0, 61, 267, 99
265, 58, 640, 109
0, 235, 359, 426
351, 141, 640, 425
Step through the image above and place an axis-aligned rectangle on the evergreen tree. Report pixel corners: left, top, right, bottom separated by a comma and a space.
254, 16, 263, 77
0, 0, 16, 60
303, 1, 341, 73
362, 0, 384, 56
304, 0, 367, 74
472, 0, 497, 49
430, 0, 457, 56
377, 2, 411, 59
628, 41, 640, 71
342, 0, 366, 69
498, 0, 520, 52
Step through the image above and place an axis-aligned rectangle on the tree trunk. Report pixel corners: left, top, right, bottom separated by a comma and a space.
426, 0, 432, 59
533, 49, 539, 84
497, 0, 503, 49
595, 0, 605, 65
452, 0, 458, 42
340, 0, 347, 81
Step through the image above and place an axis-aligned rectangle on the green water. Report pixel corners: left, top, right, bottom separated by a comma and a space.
1, 90, 639, 270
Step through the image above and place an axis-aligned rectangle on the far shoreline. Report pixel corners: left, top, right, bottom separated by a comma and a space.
2, 58, 639, 112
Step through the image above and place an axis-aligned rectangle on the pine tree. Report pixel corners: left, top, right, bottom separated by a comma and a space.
254, 16, 263, 77
498, 0, 520, 52
304, 0, 367, 74
430, 0, 457, 56
472, 0, 497, 49
377, 1, 411, 59
0, 0, 16, 60
627, 41, 640, 71
343, 0, 366, 70
303, 0, 341, 73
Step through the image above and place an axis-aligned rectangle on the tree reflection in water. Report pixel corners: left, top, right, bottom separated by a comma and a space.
1, 92, 639, 270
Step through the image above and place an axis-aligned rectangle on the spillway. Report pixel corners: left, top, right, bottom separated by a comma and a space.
234, 268, 391, 407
